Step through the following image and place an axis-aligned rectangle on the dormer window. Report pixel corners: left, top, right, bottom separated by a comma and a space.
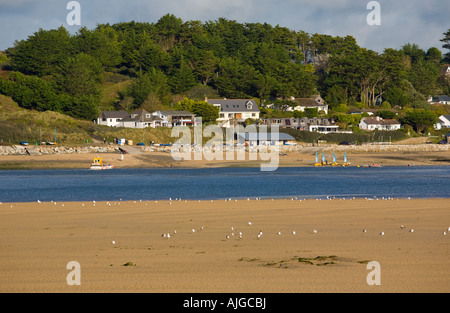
246, 101, 253, 110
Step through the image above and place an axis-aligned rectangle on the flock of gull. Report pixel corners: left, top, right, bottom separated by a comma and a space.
2, 197, 449, 242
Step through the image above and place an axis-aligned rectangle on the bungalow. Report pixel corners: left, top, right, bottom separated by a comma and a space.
118, 109, 165, 128
359, 116, 401, 131
206, 99, 260, 128
152, 110, 196, 127
285, 95, 329, 115
434, 115, 450, 130
427, 95, 450, 105
95, 111, 129, 127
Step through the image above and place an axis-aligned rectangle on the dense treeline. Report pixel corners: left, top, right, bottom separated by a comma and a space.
0, 14, 450, 125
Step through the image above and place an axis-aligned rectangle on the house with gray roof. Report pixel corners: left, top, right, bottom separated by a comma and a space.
95, 111, 129, 127
435, 115, 450, 130
359, 116, 401, 131
428, 95, 450, 105
118, 109, 164, 128
206, 99, 260, 128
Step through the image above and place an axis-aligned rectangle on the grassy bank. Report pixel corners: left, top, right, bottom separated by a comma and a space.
0, 94, 174, 146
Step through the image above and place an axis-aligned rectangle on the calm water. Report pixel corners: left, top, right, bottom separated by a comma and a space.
0, 166, 449, 203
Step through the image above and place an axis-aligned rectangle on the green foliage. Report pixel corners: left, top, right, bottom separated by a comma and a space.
174, 97, 219, 123
58, 53, 103, 97
0, 17, 448, 133
401, 109, 437, 133
7, 27, 73, 76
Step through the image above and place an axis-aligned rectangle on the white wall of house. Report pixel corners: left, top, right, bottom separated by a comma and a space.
96, 117, 122, 127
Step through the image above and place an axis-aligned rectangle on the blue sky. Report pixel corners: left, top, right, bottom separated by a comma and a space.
0, 0, 448, 53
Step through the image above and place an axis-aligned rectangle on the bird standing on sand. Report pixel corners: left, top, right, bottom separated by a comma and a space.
379, 232, 385, 236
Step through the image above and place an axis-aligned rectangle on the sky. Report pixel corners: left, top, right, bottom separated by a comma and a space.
0, 0, 449, 54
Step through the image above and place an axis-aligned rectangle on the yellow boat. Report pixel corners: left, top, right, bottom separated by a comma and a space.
90, 157, 114, 170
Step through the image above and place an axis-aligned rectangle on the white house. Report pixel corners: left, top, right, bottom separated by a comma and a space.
95, 111, 129, 127
118, 109, 164, 128
206, 99, 260, 128
152, 110, 196, 127
427, 95, 450, 105
359, 116, 401, 131
434, 115, 450, 130
285, 95, 329, 115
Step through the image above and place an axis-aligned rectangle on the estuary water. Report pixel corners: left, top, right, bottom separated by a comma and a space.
0, 166, 449, 203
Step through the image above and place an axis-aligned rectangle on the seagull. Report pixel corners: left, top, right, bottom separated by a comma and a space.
112, 240, 116, 244
226, 235, 230, 240
443, 231, 447, 236
292, 231, 296, 235
248, 222, 253, 226
363, 229, 367, 233
37, 200, 41, 203
400, 225, 405, 229
409, 229, 414, 233
167, 233, 171, 239
447, 227, 450, 232
277, 231, 281, 235
192, 228, 195, 233
379, 232, 385, 236
313, 229, 318, 234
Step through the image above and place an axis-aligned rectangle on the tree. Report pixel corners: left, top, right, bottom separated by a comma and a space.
59, 53, 103, 97
7, 26, 73, 77
441, 29, 450, 62
74, 25, 122, 68
402, 109, 437, 133
175, 97, 219, 123
168, 60, 197, 94
125, 68, 169, 106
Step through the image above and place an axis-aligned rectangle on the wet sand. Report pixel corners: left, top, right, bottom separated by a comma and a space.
0, 198, 449, 293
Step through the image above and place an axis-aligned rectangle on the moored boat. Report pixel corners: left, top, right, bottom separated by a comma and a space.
90, 157, 114, 170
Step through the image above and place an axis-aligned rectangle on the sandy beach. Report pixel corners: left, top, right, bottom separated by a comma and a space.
1, 146, 450, 169
0, 198, 449, 293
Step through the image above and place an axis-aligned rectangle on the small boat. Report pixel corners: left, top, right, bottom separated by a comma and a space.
90, 157, 114, 170
369, 164, 382, 168
342, 149, 350, 167
314, 150, 328, 167
331, 149, 341, 167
